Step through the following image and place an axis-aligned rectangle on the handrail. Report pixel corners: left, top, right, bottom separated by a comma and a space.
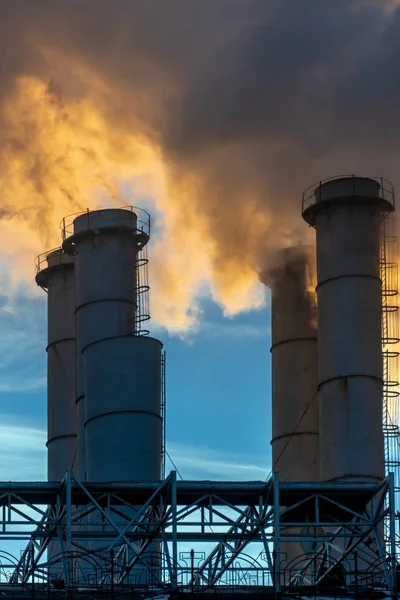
35, 247, 64, 275
60, 205, 151, 241
302, 175, 395, 215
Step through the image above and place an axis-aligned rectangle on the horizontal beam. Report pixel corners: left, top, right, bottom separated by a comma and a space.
0, 478, 381, 508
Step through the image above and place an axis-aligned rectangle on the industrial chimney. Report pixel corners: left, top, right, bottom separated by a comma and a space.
302, 176, 395, 482
261, 246, 319, 577
262, 246, 319, 483
62, 208, 162, 483
35, 248, 77, 480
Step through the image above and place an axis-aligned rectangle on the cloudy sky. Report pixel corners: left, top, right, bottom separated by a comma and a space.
0, 291, 271, 483
1, 0, 400, 486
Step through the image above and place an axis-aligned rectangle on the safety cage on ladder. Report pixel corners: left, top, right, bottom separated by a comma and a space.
380, 212, 400, 545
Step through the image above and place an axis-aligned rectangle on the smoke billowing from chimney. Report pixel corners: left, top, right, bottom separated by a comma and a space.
261, 245, 319, 483
0, 0, 399, 331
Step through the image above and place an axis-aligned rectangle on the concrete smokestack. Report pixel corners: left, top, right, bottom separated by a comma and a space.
262, 246, 319, 482
302, 176, 395, 482
35, 248, 77, 480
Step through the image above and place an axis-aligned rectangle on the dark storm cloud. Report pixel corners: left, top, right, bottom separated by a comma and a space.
0, 0, 396, 160
0, 0, 399, 315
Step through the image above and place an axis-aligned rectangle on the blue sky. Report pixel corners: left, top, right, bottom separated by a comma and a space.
0, 279, 272, 483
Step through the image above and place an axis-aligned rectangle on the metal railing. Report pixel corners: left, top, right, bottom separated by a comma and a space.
35, 247, 64, 275
60, 205, 150, 242
5, 548, 396, 594
8, 549, 273, 591
302, 175, 395, 216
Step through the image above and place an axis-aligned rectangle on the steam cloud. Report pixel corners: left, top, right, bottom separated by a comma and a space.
0, 0, 399, 331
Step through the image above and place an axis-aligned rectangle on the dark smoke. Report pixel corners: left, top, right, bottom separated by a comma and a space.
0, 0, 399, 323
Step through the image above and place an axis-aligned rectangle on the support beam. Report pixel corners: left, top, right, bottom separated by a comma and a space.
0, 474, 390, 594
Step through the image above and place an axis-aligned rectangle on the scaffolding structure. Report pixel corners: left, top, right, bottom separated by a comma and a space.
0, 472, 394, 596
13, 184, 399, 598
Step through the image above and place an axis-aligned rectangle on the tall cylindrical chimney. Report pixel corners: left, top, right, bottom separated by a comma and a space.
62, 207, 162, 486
62, 208, 147, 481
35, 248, 77, 480
261, 246, 319, 578
63, 207, 161, 579
302, 176, 395, 482
263, 246, 319, 482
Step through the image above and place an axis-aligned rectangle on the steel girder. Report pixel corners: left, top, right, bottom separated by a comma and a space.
0, 472, 395, 593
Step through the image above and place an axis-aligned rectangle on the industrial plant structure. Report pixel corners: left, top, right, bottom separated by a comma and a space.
35, 248, 76, 482
303, 177, 389, 484
262, 245, 319, 483
0, 176, 398, 598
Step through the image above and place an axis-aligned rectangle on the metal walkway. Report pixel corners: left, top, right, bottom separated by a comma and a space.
0, 472, 395, 596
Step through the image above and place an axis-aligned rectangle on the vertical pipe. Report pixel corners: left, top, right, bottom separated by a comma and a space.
65, 469, 72, 589
31, 545, 35, 600
389, 472, 397, 595
273, 471, 281, 594
35, 249, 77, 481
171, 470, 178, 589
110, 548, 115, 599
354, 551, 358, 599
190, 549, 195, 593
302, 176, 394, 482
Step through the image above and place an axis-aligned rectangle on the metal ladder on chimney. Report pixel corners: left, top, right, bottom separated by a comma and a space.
133, 242, 151, 336
131, 240, 166, 479
380, 213, 400, 544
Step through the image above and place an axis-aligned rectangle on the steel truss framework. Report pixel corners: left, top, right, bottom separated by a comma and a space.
0, 472, 395, 595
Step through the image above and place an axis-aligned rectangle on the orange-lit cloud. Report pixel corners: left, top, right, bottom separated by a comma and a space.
0, 1, 399, 332
0, 67, 272, 331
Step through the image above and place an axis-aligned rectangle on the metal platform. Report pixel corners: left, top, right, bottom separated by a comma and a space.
0, 478, 381, 512
0, 472, 395, 596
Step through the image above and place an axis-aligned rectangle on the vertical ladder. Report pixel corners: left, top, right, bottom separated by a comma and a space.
132, 243, 151, 336
131, 237, 165, 477
130, 236, 165, 478
380, 213, 400, 545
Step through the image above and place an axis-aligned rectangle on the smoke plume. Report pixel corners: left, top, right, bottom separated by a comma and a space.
0, 0, 400, 331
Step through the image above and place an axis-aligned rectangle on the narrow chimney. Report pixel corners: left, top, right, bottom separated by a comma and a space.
262, 245, 319, 482
35, 248, 77, 480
